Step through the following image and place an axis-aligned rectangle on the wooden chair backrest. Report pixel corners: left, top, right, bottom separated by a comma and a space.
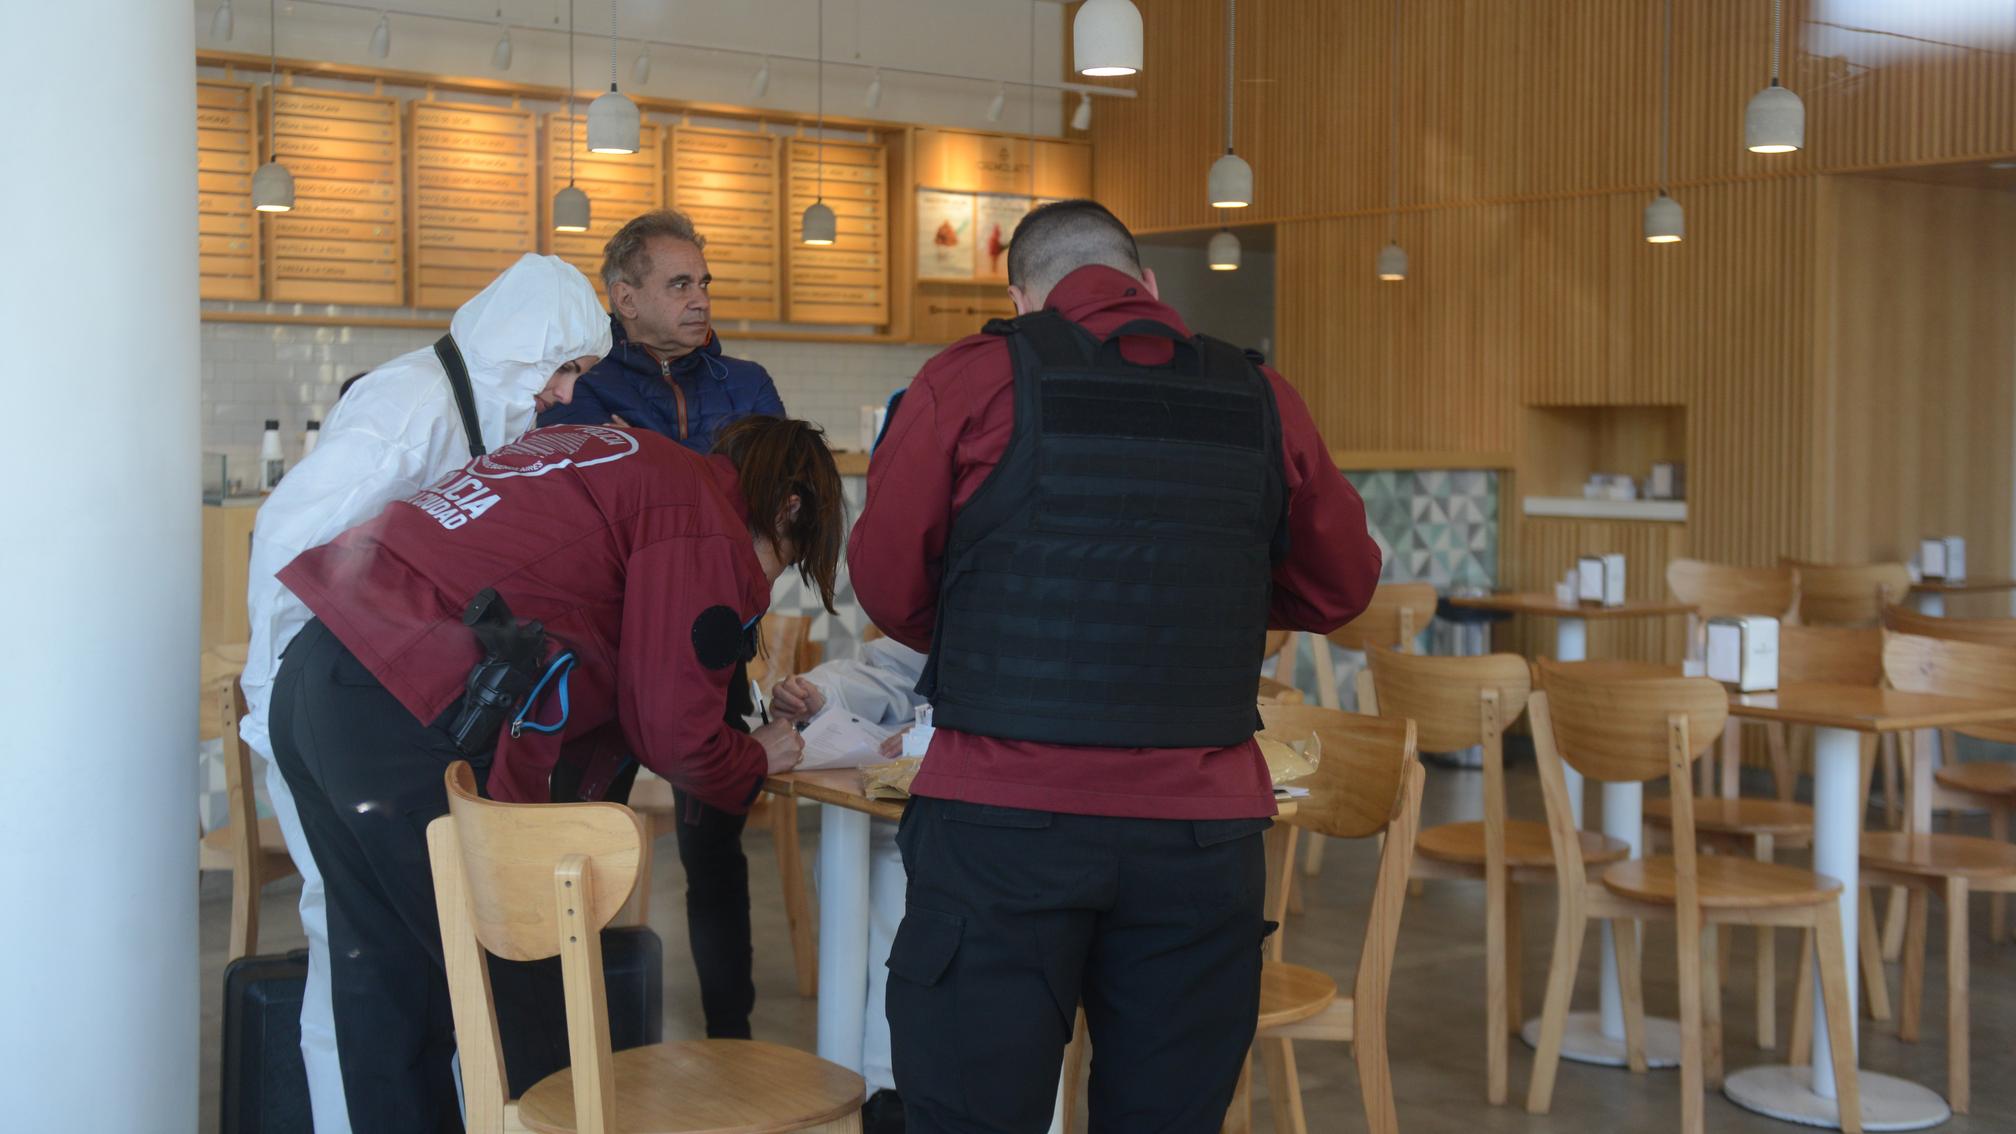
1780, 624, 1884, 687
1255, 675, 1306, 705
1883, 604, 2016, 649
218, 679, 260, 874
749, 613, 821, 695
1364, 647, 1531, 752
1259, 704, 1417, 841
1326, 582, 1438, 654
1666, 558, 1797, 619
1785, 559, 1911, 626
1532, 662, 1727, 784
430, 762, 649, 1133
1883, 631, 2016, 745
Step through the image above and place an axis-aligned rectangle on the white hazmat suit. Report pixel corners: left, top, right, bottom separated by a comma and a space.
238, 254, 610, 1132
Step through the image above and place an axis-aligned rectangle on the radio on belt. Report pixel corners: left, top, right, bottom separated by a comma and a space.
1706, 615, 1779, 692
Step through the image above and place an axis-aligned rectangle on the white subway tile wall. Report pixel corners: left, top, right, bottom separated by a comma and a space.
201, 320, 943, 473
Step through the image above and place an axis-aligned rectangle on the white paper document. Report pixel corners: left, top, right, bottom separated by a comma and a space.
797, 709, 898, 771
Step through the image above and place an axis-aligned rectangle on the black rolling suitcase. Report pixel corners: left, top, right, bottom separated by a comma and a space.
220, 928, 665, 1134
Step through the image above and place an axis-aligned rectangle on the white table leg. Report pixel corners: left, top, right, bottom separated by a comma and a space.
1724, 727, 1952, 1130
815, 803, 873, 1073
1554, 618, 1588, 829
1913, 592, 1946, 617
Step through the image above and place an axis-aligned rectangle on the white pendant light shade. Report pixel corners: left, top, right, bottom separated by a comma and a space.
1376, 241, 1408, 281
986, 84, 1007, 123
633, 46, 651, 86
553, 185, 590, 232
1744, 82, 1804, 153
1071, 94, 1093, 131
252, 160, 295, 212
587, 88, 640, 153
1207, 229, 1241, 271
1074, 0, 1143, 77
1644, 192, 1684, 243
1208, 152, 1252, 208
493, 27, 513, 70
865, 70, 883, 110
212, 1, 234, 43
752, 58, 771, 98
369, 11, 390, 58
802, 201, 837, 246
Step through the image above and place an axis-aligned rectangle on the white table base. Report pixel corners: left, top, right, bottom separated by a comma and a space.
814, 803, 873, 1072
1912, 592, 1946, 618
1519, 1012, 1682, 1068
1725, 1066, 1950, 1131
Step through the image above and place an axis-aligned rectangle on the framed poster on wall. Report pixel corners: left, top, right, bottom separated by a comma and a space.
973, 195, 1032, 282
916, 189, 975, 281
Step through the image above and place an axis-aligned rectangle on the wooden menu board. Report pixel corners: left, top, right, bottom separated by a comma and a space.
540, 113, 664, 305
196, 80, 260, 300
786, 137, 889, 326
263, 87, 403, 305
668, 127, 780, 322
407, 100, 538, 309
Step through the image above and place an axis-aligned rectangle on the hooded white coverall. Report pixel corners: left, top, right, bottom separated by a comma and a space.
238, 254, 610, 1132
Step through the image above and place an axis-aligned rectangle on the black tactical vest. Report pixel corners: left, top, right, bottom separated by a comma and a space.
918, 310, 1288, 749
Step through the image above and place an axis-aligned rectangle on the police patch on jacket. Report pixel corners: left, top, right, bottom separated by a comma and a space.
692, 605, 754, 671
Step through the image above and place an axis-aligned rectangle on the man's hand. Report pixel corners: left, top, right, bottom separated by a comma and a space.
753, 719, 805, 774
770, 675, 826, 723
878, 725, 913, 759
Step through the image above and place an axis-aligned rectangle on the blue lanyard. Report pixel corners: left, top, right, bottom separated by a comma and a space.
510, 651, 577, 738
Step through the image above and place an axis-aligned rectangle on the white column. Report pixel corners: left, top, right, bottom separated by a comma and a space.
816, 804, 874, 1071
0, 5, 200, 1131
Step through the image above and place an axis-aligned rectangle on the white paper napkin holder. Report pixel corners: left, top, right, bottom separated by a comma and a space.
1706, 615, 1779, 692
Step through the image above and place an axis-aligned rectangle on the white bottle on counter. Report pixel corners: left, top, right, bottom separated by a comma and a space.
259, 419, 286, 491
301, 419, 320, 459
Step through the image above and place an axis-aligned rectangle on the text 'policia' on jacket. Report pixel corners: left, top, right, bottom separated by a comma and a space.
918, 310, 1288, 750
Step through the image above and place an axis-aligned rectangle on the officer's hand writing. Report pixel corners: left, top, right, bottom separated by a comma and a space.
770, 675, 825, 723
753, 719, 805, 774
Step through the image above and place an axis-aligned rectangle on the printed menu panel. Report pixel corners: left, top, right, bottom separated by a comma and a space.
196, 79, 260, 300
786, 137, 889, 326
541, 113, 663, 305
915, 189, 975, 281
408, 101, 538, 309
263, 87, 403, 305
668, 127, 780, 322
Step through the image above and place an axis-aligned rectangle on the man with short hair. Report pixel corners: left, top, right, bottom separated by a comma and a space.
852, 199, 1382, 1132
540, 209, 783, 450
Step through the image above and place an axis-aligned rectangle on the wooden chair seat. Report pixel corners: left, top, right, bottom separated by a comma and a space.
1934, 762, 2016, 799
516, 1040, 864, 1134
1643, 797, 1813, 836
1416, 820, 1628, 869
1257, 961, 1338, 1031
1860, 832, 2016, 881
1602, 854, 1841, 910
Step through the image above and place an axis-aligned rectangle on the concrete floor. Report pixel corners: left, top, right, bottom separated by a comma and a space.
199, 757, 2016, 1132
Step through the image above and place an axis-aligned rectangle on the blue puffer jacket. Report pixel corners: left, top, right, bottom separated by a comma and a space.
538, 314, 785, 452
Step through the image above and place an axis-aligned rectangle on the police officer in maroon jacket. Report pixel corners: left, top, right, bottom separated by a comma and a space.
850, 200, 1383, 1132
266, 417, 843, 1133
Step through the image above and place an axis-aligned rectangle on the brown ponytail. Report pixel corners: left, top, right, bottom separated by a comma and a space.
711, 415, 845, 613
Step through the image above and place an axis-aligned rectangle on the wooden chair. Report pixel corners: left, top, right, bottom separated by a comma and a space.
1525, 665, 1862, 1134
426, 761, 864, 1134
1359, 647, 1628, 1105
204, 678, 298, 962
630, 611, 821, 997
1224, 704, 1423, 1134
1842, 633, 2016, 1114
1665, 559, 1801, 799
1784, 560, 1911, 628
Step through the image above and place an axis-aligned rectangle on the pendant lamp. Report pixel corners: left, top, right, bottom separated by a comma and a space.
802, 1, 836, 245
1073, 0, 1142, 77
1376, 242, 1409, 281
553, 0, 590, 233
587, 0, 639, 154
1744, 0, 1804, 153
1377, 0, 1405, 279
1208, 228, 1241, 272
251, 0, 293, 213
369, 11, 390, 59
1206, 0, 1250, 208
1645, 0, 1683, 244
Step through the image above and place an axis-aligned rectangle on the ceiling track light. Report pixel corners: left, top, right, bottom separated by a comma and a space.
492, 8, 512, 71
633, 43, 651, 86
1071, 92, 1093, 131
752, 57, 771, 98
586, 0, 639, 153
1208, 228, 1241, 271
1744, 0, 1804, 153
803, 0, 835, 245
1205, 0, 1251, 208
212, 0, 235, 43
864, 68, 883, 110
987, 83, 1007, 123
1646, 0, 1683, 244
1073, 0, 1142, 77
252, 0, 293, 213
553, 0, 588, 232
369, 10, 390, 58
1378, 0, 1405, 280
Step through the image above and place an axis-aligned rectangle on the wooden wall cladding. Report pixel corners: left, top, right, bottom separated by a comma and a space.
541, 113, 664, 304
262, 87, 404, 305
407, 100, 537, 310
787, 138, 891, 325
197, 80, 260, 300
669, 127, 781, 322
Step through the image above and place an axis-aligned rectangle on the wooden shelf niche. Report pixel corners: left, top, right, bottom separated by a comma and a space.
668, 127, 781, 322
786, 136, 890, 325
196, 79, 261, 300
407, 100, 538, 310
1521, 404, 1687, 501
541, 113, 664, 305
262, 86, 404, 305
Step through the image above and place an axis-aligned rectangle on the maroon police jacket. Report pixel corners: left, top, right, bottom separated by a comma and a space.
848, 266, 1384, 820
279, 425, 772, 809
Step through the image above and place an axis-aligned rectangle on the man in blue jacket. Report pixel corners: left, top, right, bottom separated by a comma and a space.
541, 208, 784, 451
538, 208, 786, 1041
